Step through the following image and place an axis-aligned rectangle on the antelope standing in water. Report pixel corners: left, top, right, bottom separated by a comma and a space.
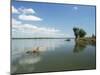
26, 47, 39, 54
32, 47, 39, 53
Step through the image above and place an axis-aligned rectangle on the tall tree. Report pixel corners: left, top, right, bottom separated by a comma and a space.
73, 27, 80, 40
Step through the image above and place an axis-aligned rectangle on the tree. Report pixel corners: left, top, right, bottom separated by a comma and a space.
73, 27, 80, 40
79, 29, 86, 38
73, 27, 86, 40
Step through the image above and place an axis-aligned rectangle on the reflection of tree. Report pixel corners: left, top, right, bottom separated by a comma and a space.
90, 42, 96, 46
89, 39, 96, 47
73, 40, 87, 53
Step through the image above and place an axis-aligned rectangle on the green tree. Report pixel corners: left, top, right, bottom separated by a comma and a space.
79, 29, 86, 38
73, 27, 80, 40
73, 27, 86, 40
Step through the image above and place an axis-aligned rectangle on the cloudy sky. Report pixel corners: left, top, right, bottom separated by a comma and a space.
12, 0, 96, 38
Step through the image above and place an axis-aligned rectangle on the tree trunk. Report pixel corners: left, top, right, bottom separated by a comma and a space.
75, 35, 79, 41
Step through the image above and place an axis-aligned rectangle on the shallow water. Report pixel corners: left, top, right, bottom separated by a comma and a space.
11, 39, 96, 74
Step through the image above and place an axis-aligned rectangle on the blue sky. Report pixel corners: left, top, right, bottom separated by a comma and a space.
12, 0, 96, 38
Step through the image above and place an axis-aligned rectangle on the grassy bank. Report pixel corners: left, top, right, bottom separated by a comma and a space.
76, 37, 96, 46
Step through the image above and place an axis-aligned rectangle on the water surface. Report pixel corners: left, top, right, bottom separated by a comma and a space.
11, 39, 96, 74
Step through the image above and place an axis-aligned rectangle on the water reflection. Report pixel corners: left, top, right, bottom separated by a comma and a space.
11, 39, 67, 74
73, 40, 96, 53
11, 39, 96, 74
73, 41, 87, 53
12, 51, 41, 74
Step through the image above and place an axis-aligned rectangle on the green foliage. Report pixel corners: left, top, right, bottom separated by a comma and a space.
73, 27, 79, 39
73, 27, 79, 35
79, 29, 86, 37
73, 27, 86, 39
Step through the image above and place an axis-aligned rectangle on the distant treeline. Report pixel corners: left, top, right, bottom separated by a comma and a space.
12, 37, 74, 39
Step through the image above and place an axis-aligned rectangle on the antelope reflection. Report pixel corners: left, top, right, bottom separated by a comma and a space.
12, 48, 41, 74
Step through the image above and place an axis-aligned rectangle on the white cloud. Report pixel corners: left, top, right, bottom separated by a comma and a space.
18, 14, 42, 21
12, 6, 19, 14
12, 19, 66, 38
12, 6, 35, 14
12, 23, 59, 34
18, 7, 35, 14
37, 27, 59, 33
12, 5, 67, 38
12, 5, 43, 21
12, 18, 22, 25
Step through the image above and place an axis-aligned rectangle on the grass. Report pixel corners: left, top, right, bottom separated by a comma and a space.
76, 37, 96, 46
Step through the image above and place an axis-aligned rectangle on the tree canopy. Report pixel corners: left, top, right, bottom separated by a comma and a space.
73, 27, 86, 39
79, 29, 86, 38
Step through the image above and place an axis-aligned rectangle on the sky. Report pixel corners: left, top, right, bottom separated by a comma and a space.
12, 0, 96, 38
